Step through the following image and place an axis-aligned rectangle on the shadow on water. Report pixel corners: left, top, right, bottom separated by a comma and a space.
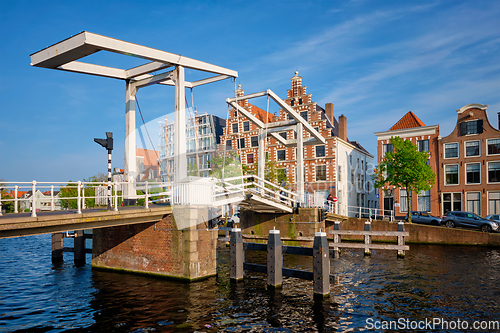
1, 236, 499, 332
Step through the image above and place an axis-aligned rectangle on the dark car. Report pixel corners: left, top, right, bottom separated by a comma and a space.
405, 211, 441, 226
442, 211, 499, 233
485, 214, 500, 223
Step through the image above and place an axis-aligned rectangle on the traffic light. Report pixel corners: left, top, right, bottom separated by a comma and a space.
94, 132, 113, 151
319, 208, 327, 222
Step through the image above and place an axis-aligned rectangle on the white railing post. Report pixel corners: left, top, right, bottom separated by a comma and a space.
114, 182, 118, 211
14, 185, 18, 213
77, 181, 82, 214
31, 180, 37, 217
145, 183, 149, 209
50, 185, 55, 211
0, 193, 3, 216
391, 210, 394, 222
82, 184, 86, 209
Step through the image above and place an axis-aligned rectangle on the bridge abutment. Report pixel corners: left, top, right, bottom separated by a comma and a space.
91, 212, 218, 281
240, 208, 324, 245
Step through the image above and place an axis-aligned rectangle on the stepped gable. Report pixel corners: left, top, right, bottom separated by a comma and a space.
389, 111, 426, 131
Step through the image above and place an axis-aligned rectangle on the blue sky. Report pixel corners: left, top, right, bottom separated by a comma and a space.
1, 0, 499, 182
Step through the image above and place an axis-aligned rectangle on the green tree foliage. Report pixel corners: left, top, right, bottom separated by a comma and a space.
372, 136, 435, 222
59, 174, 110, 209
210, 152, 243, 184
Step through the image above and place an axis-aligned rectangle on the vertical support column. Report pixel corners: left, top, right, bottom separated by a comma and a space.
51, 233, 63, 263
77, 181, 82, 214
174, 65, 187, 183
333, 221, 341, 259
313, 231, 330, 296
114, 182, 119, 211
124, 80, 137, 204
50, 185, 55, 211
397, 221, 405, 258
145, 183, 149, 209
107, 149, 112, 211
14, 185, 18, 213
267, 229, 282, 288
31, 180, 37, 217
230, 228, 244, 280
296, 123, 304, 204
364, 221, 372, 256
74, 230, 85, 265
258, 128, 265, 195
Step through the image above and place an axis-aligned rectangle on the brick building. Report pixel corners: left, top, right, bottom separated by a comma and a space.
374, 112, 440, 219
438, 104, 500, 216
375, 104, 500, 218
221, 72, 377, 215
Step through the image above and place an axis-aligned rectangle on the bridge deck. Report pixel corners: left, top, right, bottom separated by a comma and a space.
0, 206, 173, 238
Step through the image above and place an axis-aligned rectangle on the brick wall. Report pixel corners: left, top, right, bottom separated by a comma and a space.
92, 213, 218, 281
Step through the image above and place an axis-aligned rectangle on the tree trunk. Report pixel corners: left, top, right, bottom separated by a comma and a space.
406, 186, 412, 223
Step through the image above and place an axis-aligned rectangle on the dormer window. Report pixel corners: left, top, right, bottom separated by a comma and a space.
298, 98, 302, 105
459, 120, 483, 136
290, 99, 295, 106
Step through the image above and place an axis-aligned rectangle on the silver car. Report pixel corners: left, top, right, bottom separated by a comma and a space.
485, 214, 500, 223
405, 211, 441, 226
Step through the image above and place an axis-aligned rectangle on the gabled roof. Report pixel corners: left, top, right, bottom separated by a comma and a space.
249, 104, 273, 123
389, 111, 426, 131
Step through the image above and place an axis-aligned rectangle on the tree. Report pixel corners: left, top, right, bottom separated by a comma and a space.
210, 152, 244, 183
372, 136, 435, 223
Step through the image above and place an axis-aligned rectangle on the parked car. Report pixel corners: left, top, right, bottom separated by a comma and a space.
442, 211, 499, 233
485, 214, 500, 223
405, 211, 441, 226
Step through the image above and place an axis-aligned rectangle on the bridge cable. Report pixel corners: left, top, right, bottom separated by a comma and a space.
135, 96, 163, 176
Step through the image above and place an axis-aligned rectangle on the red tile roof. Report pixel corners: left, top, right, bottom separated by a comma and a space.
389, 111, 426, 131
249, 104, 273, 123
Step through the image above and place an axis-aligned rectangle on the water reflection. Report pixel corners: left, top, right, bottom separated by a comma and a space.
0, 235, 499, 332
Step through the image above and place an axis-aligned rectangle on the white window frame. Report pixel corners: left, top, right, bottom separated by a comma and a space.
466, 191, 481, 216
417, 190, 431, 212
487, 160, 500, 184
444, 163, 460, 186
465, 162, 481, 185
464, 140, 480, 158
442, 192, 462, 214
488, 191, 500, 215
486, 138, 500, 156
444, 142, 459, 159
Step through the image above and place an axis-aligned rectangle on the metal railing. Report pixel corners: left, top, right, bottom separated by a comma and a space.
0, 180, 173, 217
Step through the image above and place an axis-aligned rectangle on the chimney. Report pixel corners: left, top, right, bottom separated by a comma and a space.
325, 103, 334, 123
339, 114, 347, 141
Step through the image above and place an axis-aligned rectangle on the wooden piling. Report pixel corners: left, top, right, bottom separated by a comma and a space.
363, 221, 372, 256
74, 230, 85, 265
51, 233, 63, 263
313, 231, 330, 296
267, 229, 282, 288
230, 228, 244, 280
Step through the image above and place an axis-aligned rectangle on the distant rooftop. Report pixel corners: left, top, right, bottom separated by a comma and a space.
389, 111, 426, 131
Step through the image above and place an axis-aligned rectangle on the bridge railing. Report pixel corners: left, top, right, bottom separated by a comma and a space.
0, 180, 173, 217
213, 175, 297, 207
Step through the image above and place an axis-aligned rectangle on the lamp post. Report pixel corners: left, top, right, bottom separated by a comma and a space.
94, 132, 113, 210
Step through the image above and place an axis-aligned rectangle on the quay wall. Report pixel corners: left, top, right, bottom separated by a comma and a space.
326, 216, 500, 247
92, 213, 218, 281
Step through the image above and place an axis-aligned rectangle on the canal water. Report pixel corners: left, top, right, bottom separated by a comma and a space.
0, 234, 499, 332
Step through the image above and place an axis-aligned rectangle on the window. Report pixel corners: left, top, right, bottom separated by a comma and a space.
251, 136, 258, 147
232, 123, 238, 134
247, 153, 254, 164
400, 189, 412, 212
226, 139, 232, 149
290, 99, 294, 106
277, 150, 286, 161
444, 143, 458, 158
489, 192, 500, 214
443, 193, 462, 214
487, 139, 500, 155
298, 98, 302, 105
466, 192, 481, 215
418, 190, 430, 212
418, 139, 429, 152
316, 165, 326, 181
279, 132, 287, 139
465, 141, 480, 157
445, 164, 459, 185
383, 143, 393, 155
488, 161, 500, 183
243, 121, 250, 132
234, 110, 238, 117
466, 163, 480, 184
460, 120, 483, 136
338, 166, 342, 182
315, 145, 325, 157
238, 138, 245, 149
300, 111, 308, 121
351, 169, 354, 185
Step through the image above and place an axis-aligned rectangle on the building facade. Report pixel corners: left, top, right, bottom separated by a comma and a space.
220, 72, 377, 215
375, 112, 440, 219
158, 111, 226, 182
375, 104, 500, 219
438, 104, 500, 216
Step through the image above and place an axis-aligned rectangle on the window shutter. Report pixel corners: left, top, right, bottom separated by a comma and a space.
459, 122, 466, 136
477, 119, 483, 134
